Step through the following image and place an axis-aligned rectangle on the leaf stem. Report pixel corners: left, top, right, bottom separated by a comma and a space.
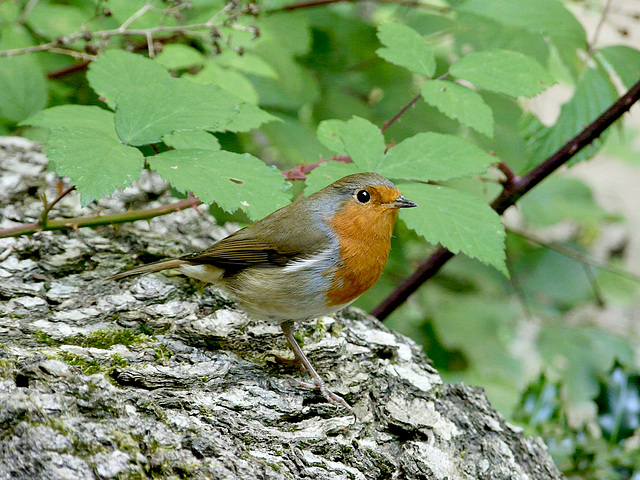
372, 78, 640, 320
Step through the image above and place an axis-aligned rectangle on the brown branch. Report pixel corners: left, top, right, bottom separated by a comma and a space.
270, 0, 450, 12
0, 196, 202, 239
381, 93, 422, 134
372, 78, 640, 320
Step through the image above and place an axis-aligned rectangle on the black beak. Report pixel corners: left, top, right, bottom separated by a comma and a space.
391, 195, 417, 209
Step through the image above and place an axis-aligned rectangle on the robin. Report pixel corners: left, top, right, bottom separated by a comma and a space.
108, 172, 417, 411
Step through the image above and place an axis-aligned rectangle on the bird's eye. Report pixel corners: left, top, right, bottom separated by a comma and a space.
356, 189, 370, 204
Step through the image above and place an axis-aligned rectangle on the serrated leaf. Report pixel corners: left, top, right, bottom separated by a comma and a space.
376, 22, 436, 77
163, 131, 220, 151
399, 183, 507, 275
22, 105, 117, 140
148, 149, 291, 220
304, 161, 360, 195
215, 50, 278, 79
457, 0, 586, 45
47, 127, 144, 206
380, 133, 494, 182
524, 67, 618, 167
155, 44, 205, 70
0, 56, 47, 122
189, 62, 259, 103
87, 50, 171, 109
450, 50, 556, 97
421, 80, 494, 138
221, 102, 279, 133
340, 116, 385, 171
115, 79, 240, 145
599, 46, 640, 89
317, 119, 348, 155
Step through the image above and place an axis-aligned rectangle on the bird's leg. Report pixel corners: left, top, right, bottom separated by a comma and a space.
280, 320, 352, 413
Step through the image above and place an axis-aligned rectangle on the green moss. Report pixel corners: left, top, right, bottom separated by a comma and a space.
57, 351, 102, 376
34, 330, 61, 346
111, 353, 128, 368
68, 328, 153, 349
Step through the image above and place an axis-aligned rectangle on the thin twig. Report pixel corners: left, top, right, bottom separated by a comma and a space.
588, 0, 613, 53
0, 196, 202, 239
39, 186, 76, 228
372, 78, 640, 320
510, 228, 640, 284
381, 93, 422, 133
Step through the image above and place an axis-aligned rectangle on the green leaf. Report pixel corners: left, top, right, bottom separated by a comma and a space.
155, 44, 205, 70
599, 46, 640, 89
524, 67, 618, 167
215, 50, 278, 79
223, 102, 280, 133
380, 133, 494, 182
189, 62, 259, 103
304, 161, 360, 195
47, 127, 144, 206
399, 183, 507, 275
339, 116, 386, 171
148, 149, 291, 220
257, 12, 311, 56
518, 176, 609, 227
538, 326, 635, 406
25, 3, 90, 40
22, 106, 117, 140
421, 80, 494, 138
456, 0, 586, 45
376, 22, 436, 77
317, 119, 348, 155
115, 79, 240, 145
450, 50, 556, 97
163, 131, 220, 151
87, 50, 171, 109
0, 56, 47, 123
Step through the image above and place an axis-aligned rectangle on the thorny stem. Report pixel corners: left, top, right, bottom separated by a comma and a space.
39, 186, 76, 228
372, 78, 640, 321
0, 197, 202, 239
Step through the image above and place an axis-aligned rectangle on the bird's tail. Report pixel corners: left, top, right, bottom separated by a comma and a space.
107, 259, 186, 281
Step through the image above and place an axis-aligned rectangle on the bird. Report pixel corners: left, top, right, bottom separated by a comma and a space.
108, 172, 417, 411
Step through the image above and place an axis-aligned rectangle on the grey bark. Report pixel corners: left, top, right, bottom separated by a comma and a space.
0, 137, 561, 480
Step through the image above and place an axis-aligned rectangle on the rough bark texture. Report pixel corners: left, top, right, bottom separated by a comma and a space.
0, 137, 561, 480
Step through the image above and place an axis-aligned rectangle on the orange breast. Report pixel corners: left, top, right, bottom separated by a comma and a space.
325, 202, 398, 306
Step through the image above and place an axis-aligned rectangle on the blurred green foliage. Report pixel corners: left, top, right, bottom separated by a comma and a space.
1, 0, 640, 476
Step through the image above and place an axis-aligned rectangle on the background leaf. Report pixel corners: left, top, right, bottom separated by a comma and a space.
376, 22, 436, 77
450, 50, 556, 97
421, 80, 494, 138
86, 50, 171, 110
0, 56, 47, 123
47, 127, 144, 206
337, 116, 386, 171
380, 132, 495, 182
23, 105, 117, 140
148, 149, 291, 220
114, 79, 241, 145
398, 183, 507, 274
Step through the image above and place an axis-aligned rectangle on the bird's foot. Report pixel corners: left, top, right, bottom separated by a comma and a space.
292, 379, 353, 414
